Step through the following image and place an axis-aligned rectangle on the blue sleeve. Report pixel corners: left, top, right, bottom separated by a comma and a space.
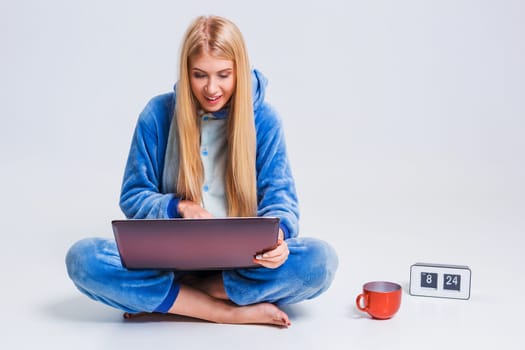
255, 104, 300, 239
119, 94, 182, 219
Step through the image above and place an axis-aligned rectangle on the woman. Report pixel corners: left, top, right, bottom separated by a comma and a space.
66, 15, 338, 327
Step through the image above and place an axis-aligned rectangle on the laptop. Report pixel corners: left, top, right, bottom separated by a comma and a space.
112, 217, 280, 270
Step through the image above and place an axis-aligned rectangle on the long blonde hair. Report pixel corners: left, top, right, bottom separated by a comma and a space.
175, 15, 257, 217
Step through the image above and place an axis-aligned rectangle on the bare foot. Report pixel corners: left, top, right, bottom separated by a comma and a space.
229, 302, 291, 327
168, 285, 290, 327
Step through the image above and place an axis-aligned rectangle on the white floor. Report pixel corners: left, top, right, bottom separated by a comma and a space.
2, 159, 524, 349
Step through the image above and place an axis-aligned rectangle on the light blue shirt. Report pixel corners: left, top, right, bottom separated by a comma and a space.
200, 113, 228, 217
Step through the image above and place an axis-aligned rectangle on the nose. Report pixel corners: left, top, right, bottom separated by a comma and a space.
205, 78, 218, 94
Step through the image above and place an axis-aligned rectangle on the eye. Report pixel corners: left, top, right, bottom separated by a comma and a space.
219, 73, 231, 79
192, 72, 206, 79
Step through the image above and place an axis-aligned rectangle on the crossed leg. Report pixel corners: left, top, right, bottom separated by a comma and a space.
167, 283, 291, 327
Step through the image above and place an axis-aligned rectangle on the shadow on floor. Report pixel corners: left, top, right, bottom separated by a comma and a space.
40, 294, 307, 325
40, 295, 123, 323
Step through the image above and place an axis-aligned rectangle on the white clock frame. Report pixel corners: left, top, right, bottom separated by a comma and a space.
409, 263, 471, 300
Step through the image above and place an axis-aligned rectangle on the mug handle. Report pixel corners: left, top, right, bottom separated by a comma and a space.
356, 293, 368, 312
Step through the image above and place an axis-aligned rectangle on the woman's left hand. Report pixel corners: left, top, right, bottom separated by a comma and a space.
253, 229, 289, 269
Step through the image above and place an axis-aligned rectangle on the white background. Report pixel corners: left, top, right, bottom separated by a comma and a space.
1, 0, 524, 349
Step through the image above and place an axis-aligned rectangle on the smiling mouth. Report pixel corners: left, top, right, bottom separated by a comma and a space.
205, 95, 221, 102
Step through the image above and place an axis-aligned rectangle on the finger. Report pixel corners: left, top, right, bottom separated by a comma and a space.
255, 250, 285, 261
253, 254, 284, 266
252, 257, 279, 269
254, 251, 289, 268
255, 256, 285, 265
258, 242, 288, 259
253, 259, 279, 269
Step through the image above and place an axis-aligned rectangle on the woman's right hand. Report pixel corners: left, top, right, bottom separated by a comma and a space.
177, 200, 213, 218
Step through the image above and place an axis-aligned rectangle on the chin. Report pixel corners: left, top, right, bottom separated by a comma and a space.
203, 103, 225, 113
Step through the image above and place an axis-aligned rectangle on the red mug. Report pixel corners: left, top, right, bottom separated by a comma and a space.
356, 281, 402, 319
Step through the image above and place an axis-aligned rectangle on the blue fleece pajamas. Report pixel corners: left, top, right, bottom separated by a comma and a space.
66, 70, 338, 314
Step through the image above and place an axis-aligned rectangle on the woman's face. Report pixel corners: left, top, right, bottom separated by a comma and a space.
189, 52, 236, 113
